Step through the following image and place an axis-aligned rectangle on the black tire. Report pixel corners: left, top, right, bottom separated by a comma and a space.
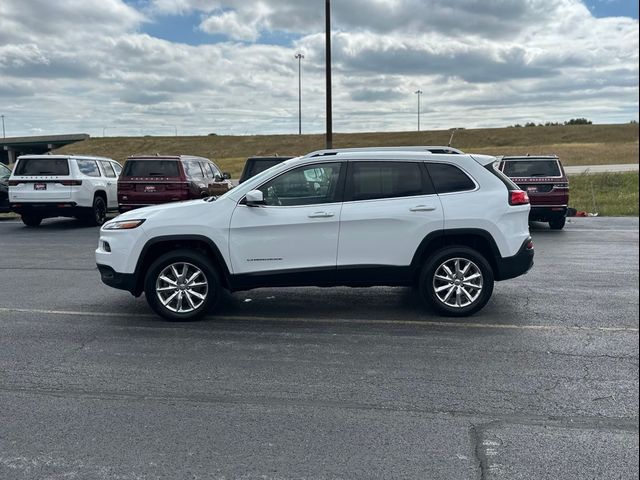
419, 246, 494, 317
144, 249, 221, 321
549, 216, 566, 230
21, 214, 42, 227
84, 195, 107, 226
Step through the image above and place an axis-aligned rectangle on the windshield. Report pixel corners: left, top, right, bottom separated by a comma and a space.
502, 159, 561, 177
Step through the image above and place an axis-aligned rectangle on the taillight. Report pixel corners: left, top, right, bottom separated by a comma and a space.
60, 180, 83, 186
119, 183, 134, 191
8, 180, 19, 186
509, 190, 530, 205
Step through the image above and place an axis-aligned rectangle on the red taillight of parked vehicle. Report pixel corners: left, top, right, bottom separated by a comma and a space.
60, 180, 83, 186
8, 180, 19, 186
509, 190, 530, 205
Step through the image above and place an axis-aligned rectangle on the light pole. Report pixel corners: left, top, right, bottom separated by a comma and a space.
325, 0, 332, 149
295, 53, 304, 135
414, 90, 423, 131
1, 115, 5, 138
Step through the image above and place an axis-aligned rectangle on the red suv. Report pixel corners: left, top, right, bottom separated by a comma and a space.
499, 155, 569, 230
118, 155, 233, 213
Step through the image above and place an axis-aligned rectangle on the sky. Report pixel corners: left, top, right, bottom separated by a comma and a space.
0, 0, 638, 137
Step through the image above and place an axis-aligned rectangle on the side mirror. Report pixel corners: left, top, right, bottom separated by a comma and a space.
223, 172, 231, 180
245, 189, 265, 207
214, 174, 223, 182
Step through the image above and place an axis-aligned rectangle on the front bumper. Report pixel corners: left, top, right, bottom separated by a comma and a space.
97, 264, 140, 296
495, 237, 534, 281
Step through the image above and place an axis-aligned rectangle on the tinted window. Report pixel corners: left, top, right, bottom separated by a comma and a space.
15, 158, 69, 176
350, 162, 424, 201
99, 161, 116, 178
427, 163, 476, 194
184, 160, 204, 179
0, 164, 11, 178
77, 160, 101, 177
259, 163, 342, 206
122, 160, 180, 177
242, 158, 286, 182
502, 160, 561, 177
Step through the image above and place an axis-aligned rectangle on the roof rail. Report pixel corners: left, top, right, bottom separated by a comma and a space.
305, 146, 464, 158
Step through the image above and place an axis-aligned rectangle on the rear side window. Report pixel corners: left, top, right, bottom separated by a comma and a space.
99, 161, 116, 178
77, 160, 101, 177
122, 160, 180, 177
502, 160, 561, 177
184, 160, 204, 179
349, 162, 428, 201
15, 158, 69, 176
426, 163, 476, 194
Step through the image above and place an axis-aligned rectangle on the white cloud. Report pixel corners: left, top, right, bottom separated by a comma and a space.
0, 0, 637, 138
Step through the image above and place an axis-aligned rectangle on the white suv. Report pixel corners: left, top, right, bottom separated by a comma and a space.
96, 147, 534, 320
9, 154, 122, 227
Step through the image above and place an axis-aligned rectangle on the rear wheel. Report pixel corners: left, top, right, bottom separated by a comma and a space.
21, 214, 42, 227
83, 196, 107, 226
549, 216, 566, 230
144, 249, 221, 321
419, 246, 494, 317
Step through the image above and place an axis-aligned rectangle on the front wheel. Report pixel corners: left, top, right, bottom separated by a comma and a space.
419, 247, 494, 317
144, 249, 221, 321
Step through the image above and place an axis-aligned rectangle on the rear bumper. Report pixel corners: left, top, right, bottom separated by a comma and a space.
11, 202, 80, 217
529, 206, 567, 221
495, 238, 534, 281
97, 264, 140, 296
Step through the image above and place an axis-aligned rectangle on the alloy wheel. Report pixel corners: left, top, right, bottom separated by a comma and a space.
432, 257, 483, 308
155, 262, 209, 314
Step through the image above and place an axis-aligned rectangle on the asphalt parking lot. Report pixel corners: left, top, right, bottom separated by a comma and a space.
0, 216, 638, 480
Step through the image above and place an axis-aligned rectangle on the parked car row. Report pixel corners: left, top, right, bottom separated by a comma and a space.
5, 154, 232, 226
3, 150, 570, 231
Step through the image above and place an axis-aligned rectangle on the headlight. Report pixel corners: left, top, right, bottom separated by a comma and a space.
103, 219, 146, 230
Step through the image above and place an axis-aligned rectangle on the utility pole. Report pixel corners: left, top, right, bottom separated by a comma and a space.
325, 0, 333, 149
1, 115, 5, 138
295, 53, 304, 135
415, 90, 423, 131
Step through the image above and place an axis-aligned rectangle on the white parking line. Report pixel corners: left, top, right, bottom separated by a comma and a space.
0, 307, 637, 333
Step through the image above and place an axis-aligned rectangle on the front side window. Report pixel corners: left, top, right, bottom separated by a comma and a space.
76, 159, 101, 177
111, 163, 122, 176
426, 163, 476, 194
258, 163, 342, 206
349, 162, 426, 201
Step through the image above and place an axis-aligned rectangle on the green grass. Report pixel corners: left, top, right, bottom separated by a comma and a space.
568, 172, 639, 216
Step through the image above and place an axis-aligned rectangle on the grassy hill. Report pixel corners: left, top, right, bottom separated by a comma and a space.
55, 123, 639, 177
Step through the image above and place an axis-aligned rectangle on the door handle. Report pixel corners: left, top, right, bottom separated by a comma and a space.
410, 205, 437, 212
308, 212, 334, 218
